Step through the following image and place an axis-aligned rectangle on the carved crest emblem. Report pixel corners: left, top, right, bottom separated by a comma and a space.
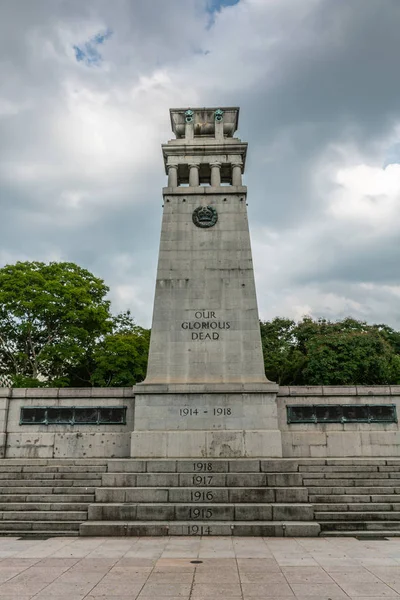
192, 206, 218, 228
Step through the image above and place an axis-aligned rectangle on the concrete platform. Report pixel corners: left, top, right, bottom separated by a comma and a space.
1, 535, 400, 598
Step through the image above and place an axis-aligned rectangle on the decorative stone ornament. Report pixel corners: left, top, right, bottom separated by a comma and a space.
192, 205, 218, 228
185, 109, 194, 123
214, 108, 224, 122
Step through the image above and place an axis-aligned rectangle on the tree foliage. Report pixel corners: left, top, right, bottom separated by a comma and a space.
0, 262, 150, 387
260, 316, 400, 385
3, 262, 400, 388
91, 324, 150, 387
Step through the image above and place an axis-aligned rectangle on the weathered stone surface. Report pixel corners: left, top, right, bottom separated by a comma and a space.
129, 107, 282, 459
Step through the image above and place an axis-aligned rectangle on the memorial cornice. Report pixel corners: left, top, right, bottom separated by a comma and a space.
162, 185, 247, 195
133, 382, 279, 395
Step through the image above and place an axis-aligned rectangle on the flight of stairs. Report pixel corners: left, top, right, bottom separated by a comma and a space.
80, 459, 319, 537
0, 460, 107, 536
0, 458, 400, 537
304, 460, 400, 537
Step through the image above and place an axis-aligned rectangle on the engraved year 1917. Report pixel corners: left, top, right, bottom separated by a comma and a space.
192, 475, 213, 486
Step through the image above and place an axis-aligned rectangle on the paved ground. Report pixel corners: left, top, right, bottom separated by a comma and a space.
0, 536, 400, 599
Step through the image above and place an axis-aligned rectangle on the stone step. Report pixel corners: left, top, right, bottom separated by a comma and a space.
299, 465, 387, 473
304, 479, 400, 487
0, 473, 103, 480
320, 521, 400, 531
80, 520, 321, 537
101, 473, 303, 488
316, 511, 400, 521
0, 511, 87, 521
2, 487, 96, 495
0, 465, 107, 473
0, 459, 108, 464
0, 494, 94, 503
95, 487, 308, 504
304, 473, 393, 480
310, 494, 400, 503
0, 520, 81, 531
0, 480, 100, 488
106, 459, 304, 473
88, 503, 314, 522
0, 531, 79, 538
0, 503, 89, 511
307, 486, 400, 494
323, 531, 400, 537
314, 503, 400, 512
104, 459, 400, 472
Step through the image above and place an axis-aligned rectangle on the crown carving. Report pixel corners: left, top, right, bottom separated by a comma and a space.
192, 205, 218, 229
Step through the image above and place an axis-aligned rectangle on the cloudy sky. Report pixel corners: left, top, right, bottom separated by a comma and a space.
1, 0, 400, 328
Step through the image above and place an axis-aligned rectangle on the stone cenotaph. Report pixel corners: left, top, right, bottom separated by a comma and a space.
131, 107, 282, 458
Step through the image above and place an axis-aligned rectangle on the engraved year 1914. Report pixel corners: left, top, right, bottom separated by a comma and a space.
187, 525, 212, 535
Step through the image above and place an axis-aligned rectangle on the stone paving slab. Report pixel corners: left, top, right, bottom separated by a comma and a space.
0, 536, 400, 598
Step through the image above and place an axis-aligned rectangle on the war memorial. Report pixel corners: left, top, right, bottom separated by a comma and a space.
0, 108, 400, 537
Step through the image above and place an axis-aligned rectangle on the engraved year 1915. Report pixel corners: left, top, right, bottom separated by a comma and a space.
189, 507, 213, 519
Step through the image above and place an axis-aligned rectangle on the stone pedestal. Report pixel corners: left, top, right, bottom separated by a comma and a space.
131, 383, 282, 458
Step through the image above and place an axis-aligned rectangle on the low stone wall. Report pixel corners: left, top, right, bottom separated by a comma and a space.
1, 386, 400, 458
278, 386, 400, 457
0, 388, 134, 458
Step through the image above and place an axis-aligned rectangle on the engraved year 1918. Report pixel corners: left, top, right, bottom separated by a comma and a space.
214, 408, 232, 416
193, 462, 213, 472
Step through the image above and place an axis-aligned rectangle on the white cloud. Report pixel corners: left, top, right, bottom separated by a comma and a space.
329, 163, 400, 229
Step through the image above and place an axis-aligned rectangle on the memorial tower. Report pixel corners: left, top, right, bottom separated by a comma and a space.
131, 108, 282, 458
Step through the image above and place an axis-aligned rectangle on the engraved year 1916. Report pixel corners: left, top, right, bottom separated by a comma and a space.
191, 490, 214, 502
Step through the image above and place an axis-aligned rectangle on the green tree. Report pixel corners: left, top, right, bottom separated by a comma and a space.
90, 322, 150, 387
0, 261, 112, 386
303, 327, 400, 385
260, 316, 400, 385
260, 318, 306, 384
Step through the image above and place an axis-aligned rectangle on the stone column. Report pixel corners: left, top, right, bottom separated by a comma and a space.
189, 164, 200, 187
167, 165, 178, 187
232, 162, 243, 186
210, 162, 222, 187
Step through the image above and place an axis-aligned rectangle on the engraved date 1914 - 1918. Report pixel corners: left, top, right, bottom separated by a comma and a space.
179, 408, 232, 416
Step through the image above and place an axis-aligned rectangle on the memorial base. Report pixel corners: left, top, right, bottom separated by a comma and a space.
131, 383, 283, 458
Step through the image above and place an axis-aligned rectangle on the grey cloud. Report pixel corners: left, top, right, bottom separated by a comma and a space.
1, 0, 400, 328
